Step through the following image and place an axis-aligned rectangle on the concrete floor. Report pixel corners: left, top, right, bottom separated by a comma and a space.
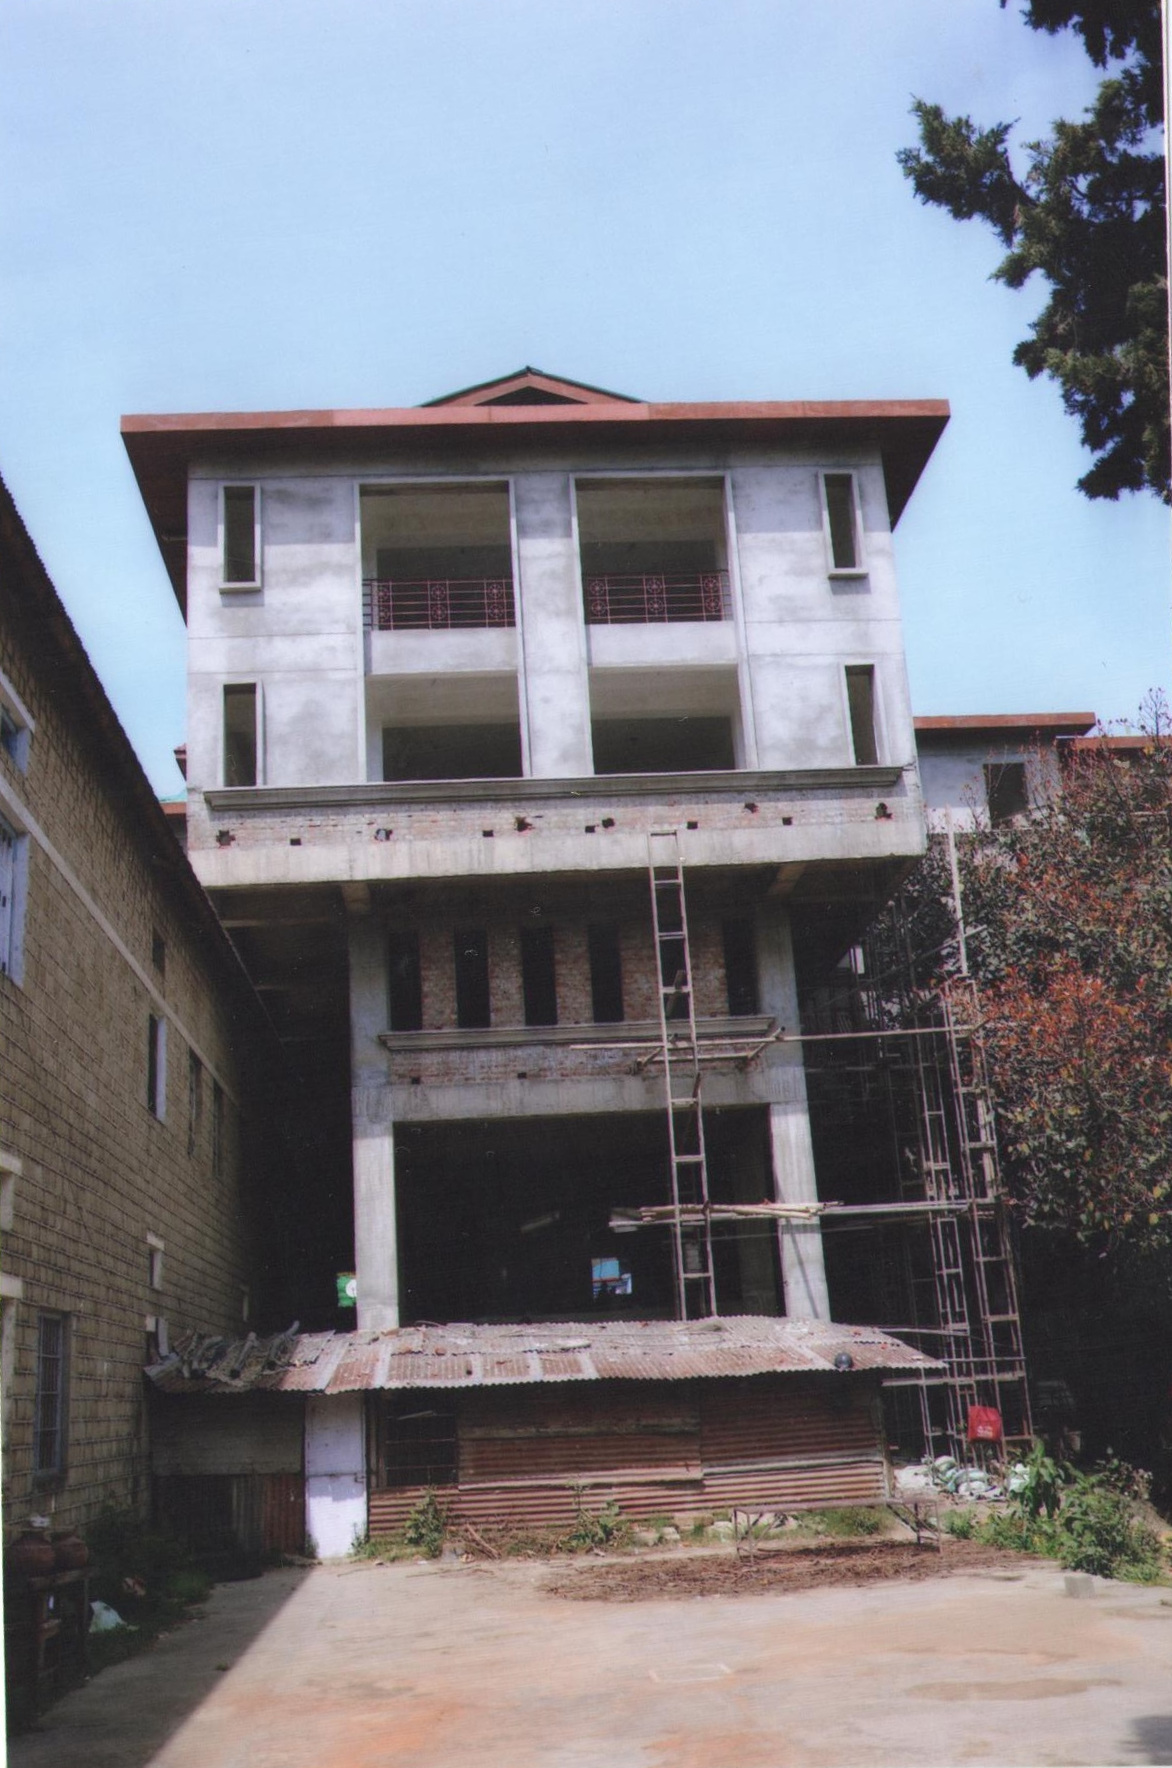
10, 1555, 1172, 1768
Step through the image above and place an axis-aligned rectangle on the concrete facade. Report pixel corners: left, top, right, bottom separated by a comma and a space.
914, 713, 1096, 831
123, 373, 947, 1522
0, 480, 276, 1537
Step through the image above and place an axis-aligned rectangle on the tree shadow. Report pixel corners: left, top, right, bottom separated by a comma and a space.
1129, 1716, 1172, 1766
8, 1565, 313, 1768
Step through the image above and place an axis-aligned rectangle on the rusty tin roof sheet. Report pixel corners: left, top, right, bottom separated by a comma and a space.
147, 1318, 941, 1397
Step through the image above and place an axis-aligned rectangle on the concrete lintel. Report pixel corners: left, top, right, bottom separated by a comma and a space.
203, 764, 908, 813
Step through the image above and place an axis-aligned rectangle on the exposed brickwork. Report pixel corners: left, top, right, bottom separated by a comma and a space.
0, 515, 271, 1538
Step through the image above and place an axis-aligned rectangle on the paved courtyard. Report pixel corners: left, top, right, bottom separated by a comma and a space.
10, 1554, 1172, 1767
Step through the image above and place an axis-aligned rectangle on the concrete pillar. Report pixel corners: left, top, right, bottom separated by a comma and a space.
305, 1393, 367, 1557
756, 904, 831, 1321
348, 914, 399, 1332
513, 474, 593, 776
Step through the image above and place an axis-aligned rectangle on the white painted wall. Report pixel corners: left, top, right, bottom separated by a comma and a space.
512, 474, 593, 775
917, 739, 1062, 831
305, 1393, 367, 1557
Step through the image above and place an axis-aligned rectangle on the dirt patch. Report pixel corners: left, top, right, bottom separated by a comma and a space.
544, 1538, 1037, 1601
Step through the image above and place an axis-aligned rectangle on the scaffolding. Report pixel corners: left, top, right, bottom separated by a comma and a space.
605, 828, 1032, 1462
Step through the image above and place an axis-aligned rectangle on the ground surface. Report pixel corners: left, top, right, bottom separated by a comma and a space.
10, 1547, 1172, 1767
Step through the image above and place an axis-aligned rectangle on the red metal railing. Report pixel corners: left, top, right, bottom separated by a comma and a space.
363, 578, 516, 632
584, 572, 729, 625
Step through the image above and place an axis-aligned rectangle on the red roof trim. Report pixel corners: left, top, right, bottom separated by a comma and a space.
915, 713, 1097, 737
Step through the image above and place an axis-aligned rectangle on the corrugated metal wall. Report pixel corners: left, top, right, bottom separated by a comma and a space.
368, 1376, 889, 1534
150, 1393, 306, 1555
153, 1472, 306, 1555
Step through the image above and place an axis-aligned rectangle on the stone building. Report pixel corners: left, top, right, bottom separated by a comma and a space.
0, 475, 281, 1536
124, 368, 949, 1550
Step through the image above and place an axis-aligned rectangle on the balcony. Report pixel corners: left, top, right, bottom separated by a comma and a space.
584, 571, 730, 625
363, 577, 516, 632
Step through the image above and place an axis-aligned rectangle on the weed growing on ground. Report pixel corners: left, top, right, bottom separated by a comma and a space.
799, 1508, 884, 1538
942, 1508, 978, 1540
559, 1492, 632, 1553
978, 1450, 1166, 1583
403, 1491, 449, 1559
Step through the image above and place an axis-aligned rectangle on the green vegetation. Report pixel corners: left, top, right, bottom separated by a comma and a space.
560, 1493, 632, 1553
82, 1508, 215, 1676
403, 1490, 449, 1559
979, 1452, 1165, 1582
942, 1508, 978, 1540
799, 1508, 885, 1539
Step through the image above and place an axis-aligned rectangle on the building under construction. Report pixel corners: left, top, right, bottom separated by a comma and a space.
124, 368, 1028, 1552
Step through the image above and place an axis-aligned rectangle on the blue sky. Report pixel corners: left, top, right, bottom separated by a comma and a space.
0, 0, 1167, 793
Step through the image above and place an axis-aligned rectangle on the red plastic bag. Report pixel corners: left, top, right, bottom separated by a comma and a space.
967, 1404, 1003, 1444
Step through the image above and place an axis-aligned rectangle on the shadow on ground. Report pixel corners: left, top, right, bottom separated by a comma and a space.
8, 1565, 310, 1768
1131, 1716, 1172, 1766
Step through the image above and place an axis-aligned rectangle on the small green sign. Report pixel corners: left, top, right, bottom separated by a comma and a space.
336, 1272, 357, 1309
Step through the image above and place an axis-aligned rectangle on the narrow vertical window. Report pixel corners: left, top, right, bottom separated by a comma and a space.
223, 684, 258, 787
722, 919, 759, 1016
0, 815, 19, 978
387, 928, 423, 1031
33, 1312, 67, 1480
212, 1080, 224, 1179
147, 1014, 167, 1119
223, 485, 258, 585
453, 929, 490, 1029
151, 930, 166, 975
187, 1050, 202, 1157
845, 666, 878, 766
520, 925, 557, 1027
823, 472, 861, 572
587, 923, 624, 1024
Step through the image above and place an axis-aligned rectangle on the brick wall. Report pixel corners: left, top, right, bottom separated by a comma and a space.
0, 551, 270, 1536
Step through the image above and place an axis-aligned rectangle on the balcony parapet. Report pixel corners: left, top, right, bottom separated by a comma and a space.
378, 1015, 776, 1053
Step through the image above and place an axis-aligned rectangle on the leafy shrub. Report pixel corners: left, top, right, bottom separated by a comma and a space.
943, 1508, 978, 1540
560, 1491, 631, 1552
980, 1449, 1166, 1582
803, 1508, 884, 1538
403, 1491, 448, 1559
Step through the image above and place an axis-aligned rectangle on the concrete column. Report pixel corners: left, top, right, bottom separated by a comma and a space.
756, 904, 831, 1321
513, 474, 593, 776
305, 1393, 367, 1557
348, 913, 398, 1331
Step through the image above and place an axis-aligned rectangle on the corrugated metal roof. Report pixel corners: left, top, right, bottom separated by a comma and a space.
147, 1317, 941, 1397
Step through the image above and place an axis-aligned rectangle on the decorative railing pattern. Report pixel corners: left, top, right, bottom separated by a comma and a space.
363, 578, 516, 631
584, 571, 730, 625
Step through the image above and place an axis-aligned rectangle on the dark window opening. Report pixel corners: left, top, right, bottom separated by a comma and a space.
0, 705, 22, 764
985, 762, 1029, 826
592, 717, 735, 775
388, 928, 423, 1031
824, 474, 859, 570
454, 929, 491, 1029
151, 929, 166, 975
722, 919, 759, 1016
223, 684, 258, 787
211, 1080, 224, 1179
147, 1014, 164, 1117
223, 485, 258, 585
383, 724, 522, 783
187, 1050, 202, 1158
587, 923, 624, 1024
33, 1312, 67, 1480
845, 667, 878, 766
376, 544, 512, 583
377, 1402, 457, 1488
520, 925, 557, 1027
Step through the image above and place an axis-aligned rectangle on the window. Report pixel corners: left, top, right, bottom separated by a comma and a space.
223, 684, 259, 787
454, 929, 490, 1029
822, 472, 864, 573
147, 1234, 165, 1291
0, 667, 33, 770
147, 1013, 167, 1119
377, 1401, 457, 1488
211, 1080, 224, 1179
387, 928, 423, 1031
222, 484, 259, 587
985, 762, 1029, 826
33, 1312, 68, 1481
151, 929, 166, 975
0, 813, 28, 982
722, 919, 759, 1016
587, 923, 624, 1024
187, 1050, 202, 1157
520, 925, 557, 1027
845, 665, 878, 766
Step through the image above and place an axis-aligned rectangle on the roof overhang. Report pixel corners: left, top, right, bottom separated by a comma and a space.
915, 713, 1097, 742
121, 397, 950, 615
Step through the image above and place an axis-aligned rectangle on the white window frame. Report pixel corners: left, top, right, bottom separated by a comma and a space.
220, 483, 262, 591
819, 470, 867, 578
0, 810, 29, 986
0, 667, 34, 773
147, 1233, 165, 1291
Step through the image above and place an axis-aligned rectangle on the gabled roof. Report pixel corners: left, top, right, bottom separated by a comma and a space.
422, 365, 638, 406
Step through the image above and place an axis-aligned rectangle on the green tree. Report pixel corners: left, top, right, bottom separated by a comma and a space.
898, 2, 1169, 502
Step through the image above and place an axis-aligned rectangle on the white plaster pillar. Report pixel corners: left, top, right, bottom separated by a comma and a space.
348, 914, 399, 1331
513, 474, 593, 777
756, 904, 832, 1321
305, 1393, 367, 1557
